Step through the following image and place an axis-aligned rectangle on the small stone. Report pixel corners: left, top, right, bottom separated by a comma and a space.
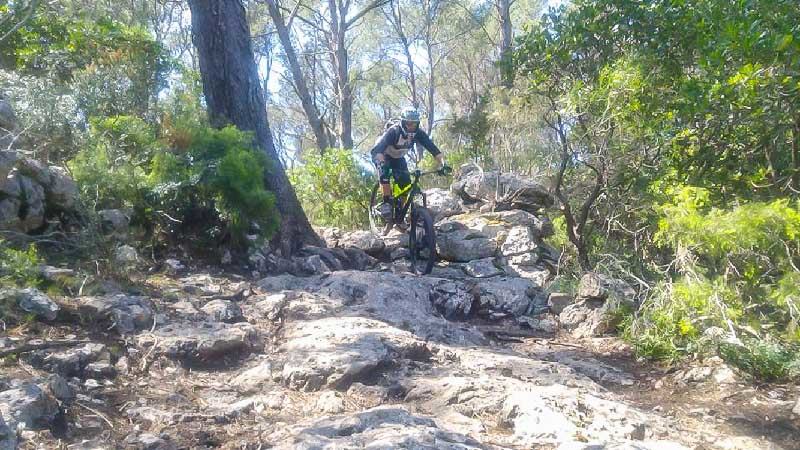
85, 362, 116, 379
47, 376, 74, 402
115, 356, 130, 375
114, 245, 139, 265
164, 259, 185, 274
314, 391, 344, 414
221, 249, 232, 265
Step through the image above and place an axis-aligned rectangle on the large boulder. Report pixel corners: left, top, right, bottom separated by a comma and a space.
45, 166, 78, 211
0, 170, 45, 232
436, 227, 496, 262
0, 198, 20, 231
451, 163, 554, 212
424, 188, 462, 221
435, 211, 556, 284
337, 230, 385, 256
559, 273, 637, 338
0, 160, 78, 233
98, 209, 130, 239
476, 277, 547, 317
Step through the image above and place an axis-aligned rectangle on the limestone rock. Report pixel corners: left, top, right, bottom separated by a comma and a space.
451, 162, 554, 212
45, 166, 78, 211
461, 257, 503, 278
424, 187, 462, 221
0, 383, 59, 431
560, 273, 637, 338
548, 293, 573, 315
28, 343, 108, 377
269, 406, 485, 449
577, 272, 636, 305
793, 397, 800, 416
114, 245, 139, 265
13, 288, 60, 321
98, 209, 129, 238
476, 277, 545, 317
0, 198, 20, 231
436, 228, 496, 262
76, 294, 155, 334
0, 411, 16, 450
232, 359, 275, 393
281, 316, 410, 391
201, 299, 244, 323
135, 321, 259, 364
0, 151, 17, 181
500, 226, 542, 256
429, 281, 477, 319
337, 230, 385, 256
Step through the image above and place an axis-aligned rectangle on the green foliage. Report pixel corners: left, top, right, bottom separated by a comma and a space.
623, 190, 800, 379
0, 241, 42, 289
70, 113, 279, 251
289, 149, 373, 230
0, 8, 170, 161
719, 340, 800, 381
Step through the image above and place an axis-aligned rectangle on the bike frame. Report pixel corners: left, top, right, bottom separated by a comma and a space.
389, 169, 434, 224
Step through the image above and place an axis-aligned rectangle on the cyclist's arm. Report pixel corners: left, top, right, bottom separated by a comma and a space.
416, 130, 443, 168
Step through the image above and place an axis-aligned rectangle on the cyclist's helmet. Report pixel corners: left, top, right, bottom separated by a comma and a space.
399, 106, 420, 134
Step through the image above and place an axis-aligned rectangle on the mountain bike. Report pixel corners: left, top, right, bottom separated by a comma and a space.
368, 167, 450, 275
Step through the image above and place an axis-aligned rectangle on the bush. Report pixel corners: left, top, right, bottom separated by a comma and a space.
623, 186, 800, 380
289, 148, 373, 230
70, 114, 279, 253
0, 241, 42, 289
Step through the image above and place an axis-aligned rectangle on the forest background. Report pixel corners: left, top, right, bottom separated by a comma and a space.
1, 0, 799, 381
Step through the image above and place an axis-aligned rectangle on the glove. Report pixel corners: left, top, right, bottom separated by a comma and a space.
437, 164, 452, 176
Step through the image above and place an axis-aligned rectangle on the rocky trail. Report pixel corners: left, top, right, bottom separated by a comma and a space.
1, 164, 798, 449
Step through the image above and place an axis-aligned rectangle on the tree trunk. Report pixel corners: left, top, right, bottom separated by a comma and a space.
388, 1, 417, 106
496, 0, 513, 87
425, 41, 435, 133
265, 0, 330, 153
188, 0, 322, 255
328, 0, 353, 148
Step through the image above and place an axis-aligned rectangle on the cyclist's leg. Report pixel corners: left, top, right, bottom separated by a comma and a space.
390, 157, 412, 221
371, 152, 394, 220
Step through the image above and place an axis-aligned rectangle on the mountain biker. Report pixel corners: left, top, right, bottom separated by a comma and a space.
370, 106, 449, 221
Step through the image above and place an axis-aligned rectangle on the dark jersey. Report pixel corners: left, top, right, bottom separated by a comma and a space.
370, 124, 441, 160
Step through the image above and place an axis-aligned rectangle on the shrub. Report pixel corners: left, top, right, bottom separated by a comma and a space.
289, 148, 373, 230
623, 186, 800, 380
0, 241, 41, 288
70, 115, 279, 253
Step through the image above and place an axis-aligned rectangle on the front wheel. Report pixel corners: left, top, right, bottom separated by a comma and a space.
409, 207, 436, 275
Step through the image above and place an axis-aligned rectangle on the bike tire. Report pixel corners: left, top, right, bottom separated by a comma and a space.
409, 207, 436, 275
368, 182, 383, 235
